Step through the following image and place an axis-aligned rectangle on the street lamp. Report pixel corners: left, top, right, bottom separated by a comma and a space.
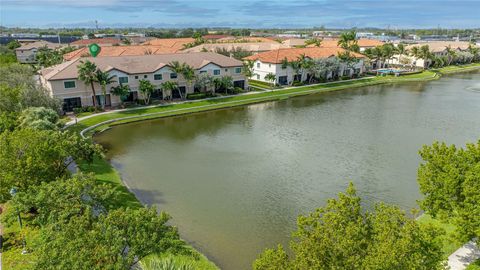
9, 187, 27, 255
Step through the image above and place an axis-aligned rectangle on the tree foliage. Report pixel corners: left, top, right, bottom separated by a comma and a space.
138, 79, 155, 105
0, 129, 101, 201
253, 183, 445, 270
18, 107, 59, 130
35, 207, 187, 270
418, 140, 480, 244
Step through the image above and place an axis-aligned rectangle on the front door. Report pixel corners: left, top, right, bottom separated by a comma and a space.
233, 80, 245, 89
278, 76, 288, 85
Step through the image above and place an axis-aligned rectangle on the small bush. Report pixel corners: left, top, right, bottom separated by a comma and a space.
232, 87, 245, 94
186, 92, 215, 100
292, 81, 304, 86
340, 76, 351, 80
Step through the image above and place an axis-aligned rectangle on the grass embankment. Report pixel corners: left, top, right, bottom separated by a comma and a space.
0, 156, 218, 270
417, 214, 462, 257
71, 71, 437, 137
435, 62, 480, 74
78, 157, 218, 269
466, 259, 480, 270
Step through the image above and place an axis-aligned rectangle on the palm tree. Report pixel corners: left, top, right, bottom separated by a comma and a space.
168, 61, 186, 99
420, 45, 432, 68
280, 58, 289, 69
264, 73, 276, 87
95, 69, 116, 109
338, 31, 359, 52
181, 63, 196, 95
138, 79, 154, 105
468, 44, 479, 63
305, 38, 322, 47
161, 81, 178, 100
77, 60, 98, 107
395, 43, 408, 66
445, 46, 457, 66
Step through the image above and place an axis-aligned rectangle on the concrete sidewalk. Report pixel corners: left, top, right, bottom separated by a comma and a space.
448, 241, 480, 270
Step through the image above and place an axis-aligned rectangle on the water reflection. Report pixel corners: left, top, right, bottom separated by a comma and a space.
95, 71, 480, 270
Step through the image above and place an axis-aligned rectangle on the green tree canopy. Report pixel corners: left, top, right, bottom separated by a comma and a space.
9, 173, 116, 226
35, 207, 187, 270
0, 129, 101, 201
18, 107, 59, 130
138, 79, 155, 105
253, 183, 445, 270
418, 140, 480, 244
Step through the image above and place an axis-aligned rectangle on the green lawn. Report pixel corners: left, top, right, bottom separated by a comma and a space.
69, 71, 438, 136
417, 214, 463, 257
436, 63, 480, 74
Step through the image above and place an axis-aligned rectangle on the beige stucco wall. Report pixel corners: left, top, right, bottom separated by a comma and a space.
42, 63, 247, 108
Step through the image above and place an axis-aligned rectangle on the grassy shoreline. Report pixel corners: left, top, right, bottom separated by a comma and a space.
60, 64, 478, 269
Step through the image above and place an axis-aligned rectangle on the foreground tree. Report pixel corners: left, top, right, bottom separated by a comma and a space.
9, 174, 115, 226
337, 31, 359, 52
417, 140, 480, 244
111, 83, 130, 107
77, 60, 98, 107
18, 107, 59, 130
264, 73, 276, 87
0, 129, 100, 201
36, 207, 187, 270
253, 183, 445, 270
161, 81, 179, 100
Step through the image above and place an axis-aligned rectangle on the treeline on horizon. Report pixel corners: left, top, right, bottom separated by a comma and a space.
1, 26, 479, 38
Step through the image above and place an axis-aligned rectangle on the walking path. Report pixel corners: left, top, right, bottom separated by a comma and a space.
65, 76, 376, 127
448, 241, 480, 270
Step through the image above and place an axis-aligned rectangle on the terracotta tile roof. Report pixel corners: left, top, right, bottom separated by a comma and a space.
215, 37, 276, 43
203, 34, 232, 40
63, 45, 180, 61
70, 38, 121, 46
406, 41, 474, 53
243, 47, 365, 64
42, 52, 243, 81
183, 42, 290, 53
16, 40, 63, 50
141, 38, 195, 50
315, 38, 384, 48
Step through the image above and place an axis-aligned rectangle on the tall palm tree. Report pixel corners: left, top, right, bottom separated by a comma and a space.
445, 46, 457, 66
77, 60, 98, 107
161, 81, 178, 100
95, 70, 116, 109
181, 63, 196, 95
337, 31, 359, 52
242, 60, 256, 78
395, 43, 408, 66
420, 45, 432, 68
305, 38, 322, 47
468, 44, 479, 63
168, 61, 186, 99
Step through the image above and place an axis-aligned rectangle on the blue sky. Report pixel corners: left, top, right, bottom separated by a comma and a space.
1, 0, 479, 29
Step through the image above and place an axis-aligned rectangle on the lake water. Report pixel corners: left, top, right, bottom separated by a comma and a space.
95, 71, 480, 270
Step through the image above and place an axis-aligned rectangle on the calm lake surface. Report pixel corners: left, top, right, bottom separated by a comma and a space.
96, 71, 480, 270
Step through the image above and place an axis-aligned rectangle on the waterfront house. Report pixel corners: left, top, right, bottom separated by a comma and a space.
15, 40, 63, 63
244, 47, 366, 85
39, 52, 247, 111
387, 41, 475, 68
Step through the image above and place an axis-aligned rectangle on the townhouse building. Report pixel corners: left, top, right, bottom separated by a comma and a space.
244, 47, 366, 85
39, 52, 247, 111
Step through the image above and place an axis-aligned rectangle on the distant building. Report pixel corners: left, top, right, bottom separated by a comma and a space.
183, 42, 289, 54
15, 40, 63, 63
63, 45, 181, 61
70, 38, 121, 47
39, 53, 247, 111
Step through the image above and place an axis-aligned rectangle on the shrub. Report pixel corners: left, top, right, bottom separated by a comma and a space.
340, 75, 351, 80
292, 81, 304, 86
232, 87, 245, 94
186, 92, 215, 100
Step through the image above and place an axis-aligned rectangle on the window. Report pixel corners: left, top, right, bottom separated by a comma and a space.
225, 69, 228, 72
170, 73, 177, 79
269, 64, 271, 68
119, 77, 128, 84
235, 67, 242, 74
257, 63, 260, 68
256, 74, 260, 80
64, 81, 76, 88
213, 69, 220, 75
143, 75, 148, 78
154, 74, 162, 80
199, 70, 207, 74
135, 75, 139, 79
